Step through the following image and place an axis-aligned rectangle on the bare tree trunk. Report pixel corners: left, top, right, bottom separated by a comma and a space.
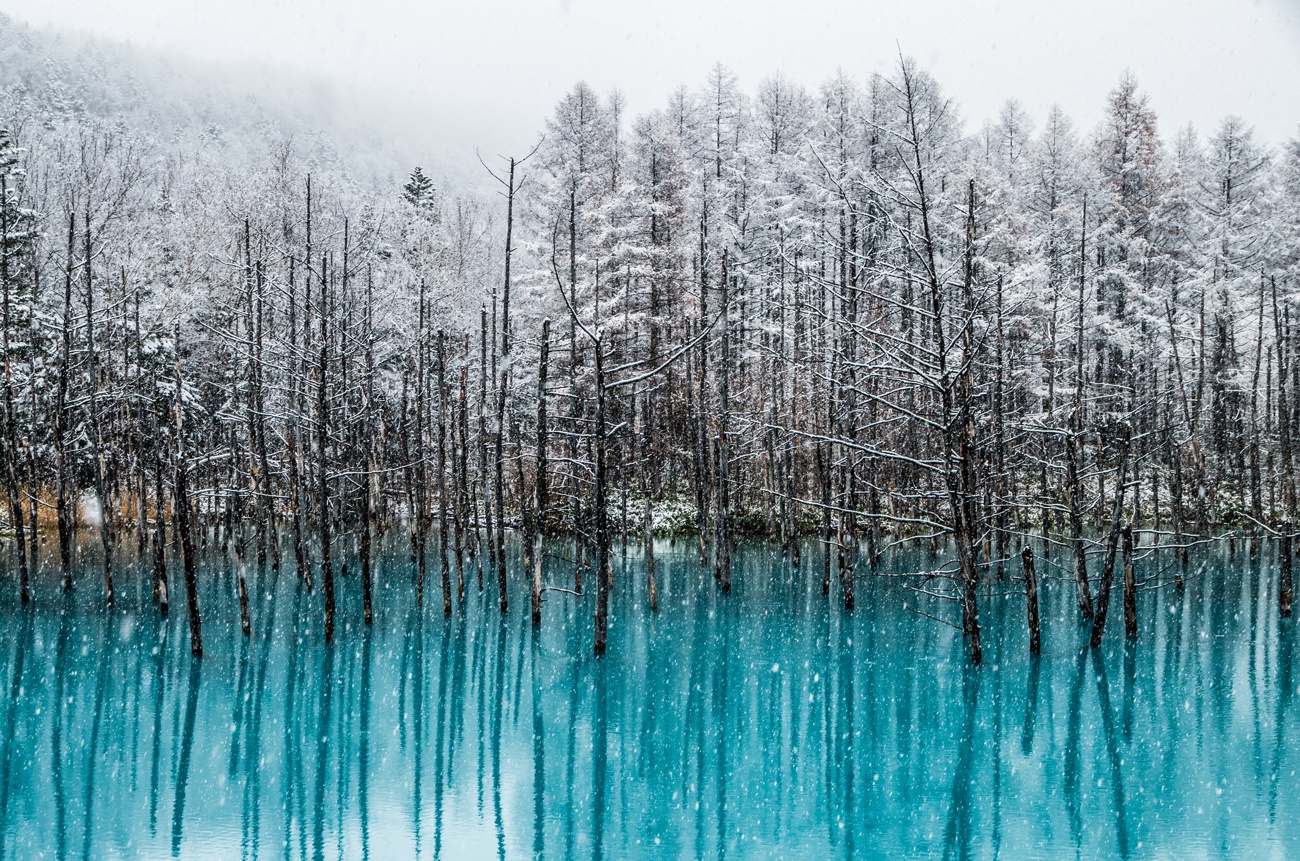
55, 213, 76, 592
361, 271, 376, 625
478, 307, 490, 590
318, 252, 335, 644
152, 426, 170, 615
594, 341, 610, 655
414, 284, 429, 606
0, 175, 28, 603
1283, 525, 1294, 619
714, 251, 732, 592
643, 488, 657, 613
531, 319, 550, 626
455, 335, 471, 601
1069, 198, 1093, 620
172, 326, 202, 657
1122, 525, 1137, 639
437, 330, 452, 616
84, 210, 116, 605
1090, 424, 1131, 648
1021, 546, 1041, 656
285, 256, 310, 590
234, 488, 251, 637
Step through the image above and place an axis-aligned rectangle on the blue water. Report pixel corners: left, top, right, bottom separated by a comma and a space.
0, 536, 1297, 860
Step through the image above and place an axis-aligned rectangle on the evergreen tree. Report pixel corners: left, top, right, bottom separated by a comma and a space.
403, 166, 436, 210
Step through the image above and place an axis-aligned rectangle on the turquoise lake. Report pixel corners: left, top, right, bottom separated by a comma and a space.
0, 537, 1296, 860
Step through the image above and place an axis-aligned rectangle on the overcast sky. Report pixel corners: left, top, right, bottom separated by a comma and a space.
4, 0, 1298, 163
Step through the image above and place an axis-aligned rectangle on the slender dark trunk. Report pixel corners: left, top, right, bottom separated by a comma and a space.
437, 330, 452, 616
594, 342, 610, 655
287, 256, 311, 590
1022, 546, 1041, 656
1090, 425, 1131, 648
1283, 525, 1294, 619
1122, 525, 1137, 639
84, 210, 115, 604
531, 319, 550, 626
318, 253, 335, 644
55, 212, 75, 591
171, 327, 202, 656
0, 176, 28, 603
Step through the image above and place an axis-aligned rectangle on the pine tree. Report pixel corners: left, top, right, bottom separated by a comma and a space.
403, 166, 436, 210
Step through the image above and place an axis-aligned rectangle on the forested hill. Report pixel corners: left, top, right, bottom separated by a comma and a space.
0, 12, 449, 189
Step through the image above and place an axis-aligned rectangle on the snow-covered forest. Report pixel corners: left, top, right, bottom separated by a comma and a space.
2, 17, 1299, 662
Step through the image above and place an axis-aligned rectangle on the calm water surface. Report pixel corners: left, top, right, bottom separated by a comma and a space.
0, 537, 1297, 860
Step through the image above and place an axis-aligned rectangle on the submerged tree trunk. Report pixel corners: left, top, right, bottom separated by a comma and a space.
437, 330, 452, 617
1022, 546, 1041, 656
1068, 200, 1093, 621
531, 320, 550, 626
318, 253, 335, 644
152, 436, 170, 615
1122, 525, 1137, 639
0, 175, 28, 605
1090, 425, 1131, 648
171, 327, 202, 657
55, 212, 76, 592
1283, 525, 1295, 619
593, 341, 610, 655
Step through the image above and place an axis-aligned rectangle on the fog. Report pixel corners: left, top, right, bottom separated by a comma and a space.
4, 0, 1298, 170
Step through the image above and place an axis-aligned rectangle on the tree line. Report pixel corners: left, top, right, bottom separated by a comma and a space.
1, 58, 1299, 662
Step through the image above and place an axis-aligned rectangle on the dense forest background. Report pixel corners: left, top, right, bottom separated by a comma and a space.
2, 12, 1298, 660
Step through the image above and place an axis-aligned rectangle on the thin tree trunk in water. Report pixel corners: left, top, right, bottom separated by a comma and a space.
994, 276, 1008, 579
84, 210, 115, 605
360, 487, 374, 624
819, 441, 832, 597
1282, 525, 1294, 619
437, 330, 452, 616
1273, 277, 1296, 519
594, 342, 610, 655
55, 212, 75, 592
1250, 276, 1267, 532
1122, 525, 1137, 639
235, 497, 251, 637
1069, 197, 1093, 620
689, 321, 709, 568
1022, 546, 1041, 656
1169, 430, 1187, 585
1090, 425, 1130, 648
361, 271, 376, 625
643, 493, 657, 613
494, 363, 508, 612
251, 252, 279, 572
0, 175, 28, 604
172, 327, 202, 657
953, 179, 982, 664
414, 284, 429, 606
715, 251, 732, 592
287, 256, 311, 591
531, 319, 550, 626
478, 307, 490, 589
318, 252, 335, 644
642, 382, 657, 614
490, 152, 525, 615
455, 335, 470, 600
152, 434, 169, 615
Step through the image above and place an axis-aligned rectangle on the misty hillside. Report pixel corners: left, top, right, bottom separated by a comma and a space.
0, 12, 465, 192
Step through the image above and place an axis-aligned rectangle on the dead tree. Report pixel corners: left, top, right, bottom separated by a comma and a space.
171, 325, 202, 657
531, 319, 551, 626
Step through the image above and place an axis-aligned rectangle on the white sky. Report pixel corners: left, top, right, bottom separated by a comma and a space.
3, 0, 1299, 164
